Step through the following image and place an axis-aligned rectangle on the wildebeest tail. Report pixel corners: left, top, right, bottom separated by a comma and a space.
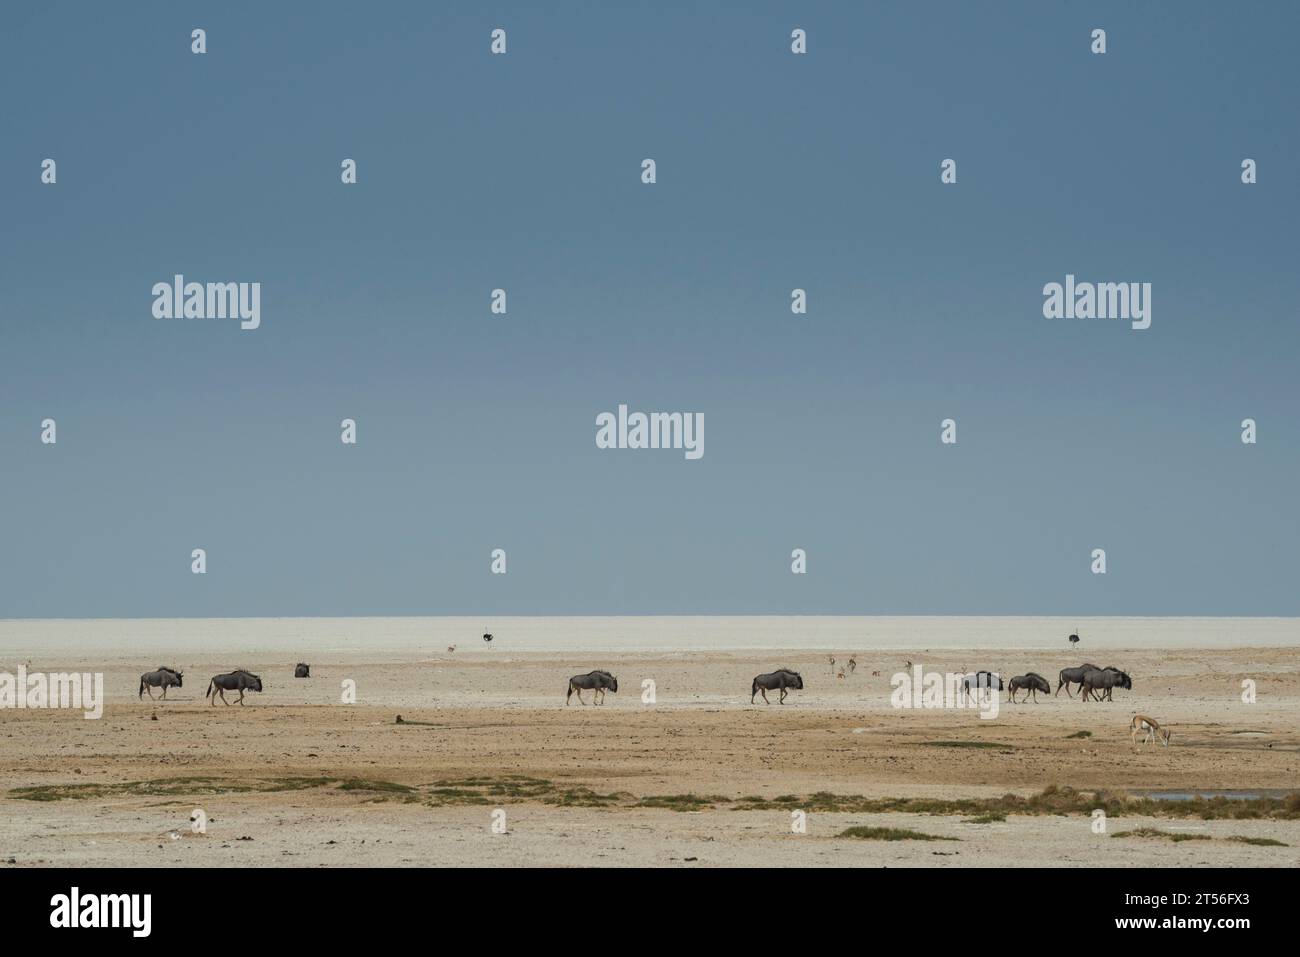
138, 675, 145, 699
205, 678, 215, 698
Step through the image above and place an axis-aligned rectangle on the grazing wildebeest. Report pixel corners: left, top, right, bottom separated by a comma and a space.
751, 668, 803, 705
1056, 663, 1100, 698
1130, 714, 1171, 749
139, 667, 183, 700
566, 670, 618, 706
1007, 673, 1051, 703
294, 663, 310, 678
960, 671, 1003, 704
205, 669, 263, 706
1080, 667, 1131, 702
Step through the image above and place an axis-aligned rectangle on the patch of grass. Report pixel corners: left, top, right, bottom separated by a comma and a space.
731, 785, 1300, 821
921, 741, 1010, 749
636, 794, 733, 811
8, 775, 412, 802
335, 779, 413, 794
1065, 730, 1093, 739
839, 826, 958, 842
1111, 828, 1211, 842
1226, 836, 1288, 847
964, 812, 1007, 824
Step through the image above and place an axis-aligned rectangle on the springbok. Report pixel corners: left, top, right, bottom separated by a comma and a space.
847, 657, 857, 674
1130, 714, 1171, 749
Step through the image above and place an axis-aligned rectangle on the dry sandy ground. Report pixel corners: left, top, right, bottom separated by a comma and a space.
1, 646, 1297, 867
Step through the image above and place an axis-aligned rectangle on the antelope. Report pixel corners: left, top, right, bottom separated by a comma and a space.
847, 657, 857, 674
1130, 714, 1171, 749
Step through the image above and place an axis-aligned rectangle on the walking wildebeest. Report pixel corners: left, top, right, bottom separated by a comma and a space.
566, 670, 618, 705
1007, 673, 1051, 702
1080, 667, 1131, 702
960, 671, 1003, 704
205, 669, 263, 706
294, 663, 310, 678
139, 667, 183, 700
751, 668, 803, 705
1055, 663, 1100, 698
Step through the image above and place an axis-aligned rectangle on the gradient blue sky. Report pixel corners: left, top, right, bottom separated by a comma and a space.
2, 1, 1297, 618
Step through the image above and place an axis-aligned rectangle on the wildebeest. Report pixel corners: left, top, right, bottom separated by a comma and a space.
294, 663, 310, 678
205, 669, 263, 706
1056, 663, 1100, 698
1080, 667, 1131, 702
566, 670, 618, 705
139, 666, 183, 700
1007, 673, 1051, 703
751, 668, 803, 705
960, 671, 1003, 704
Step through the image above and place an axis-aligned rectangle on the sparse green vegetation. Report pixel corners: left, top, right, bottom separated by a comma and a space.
839, 826, 958, 842
636, 794, 733, 811
10, 776, 1297, 827
1111, 828, 1211, 842
1065, 731, 1093, 739
1226, 836, 1288, 847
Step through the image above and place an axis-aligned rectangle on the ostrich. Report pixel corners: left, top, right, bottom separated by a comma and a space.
1068, 629, 1081, 646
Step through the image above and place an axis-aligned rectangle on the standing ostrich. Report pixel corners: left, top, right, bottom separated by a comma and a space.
1068, 629, 1081, 646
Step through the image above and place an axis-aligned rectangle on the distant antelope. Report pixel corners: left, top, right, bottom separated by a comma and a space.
836, 669, 845, 680
447, 645, 456, 653
1130, 714, 1171, 749
828, 656, 836, 673
847, 657, 857, 674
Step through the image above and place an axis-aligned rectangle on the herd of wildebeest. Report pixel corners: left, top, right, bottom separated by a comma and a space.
134, 659, 1133, 707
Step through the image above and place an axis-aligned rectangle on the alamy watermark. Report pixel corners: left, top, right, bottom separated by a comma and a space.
0, 666, 104, 719
1042, 274, 1150, 330
596, 404, 704, 460
152, 274, 261, 330
890, 664, 1000, 719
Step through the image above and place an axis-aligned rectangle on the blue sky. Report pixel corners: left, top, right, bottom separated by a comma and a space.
2, 1, 1297, 617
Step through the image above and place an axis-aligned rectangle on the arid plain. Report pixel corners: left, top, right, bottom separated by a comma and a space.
1, 618, 1297, 867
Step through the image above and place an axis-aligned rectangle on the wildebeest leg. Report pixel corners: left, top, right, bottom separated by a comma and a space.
237, 688, 245, 705
145, 686, 156, 700
161, 686, 168, 699
761, 689, 770, 704
779, 687, 787, 705
219, 689, 229, 705
575, 689, 587, 705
